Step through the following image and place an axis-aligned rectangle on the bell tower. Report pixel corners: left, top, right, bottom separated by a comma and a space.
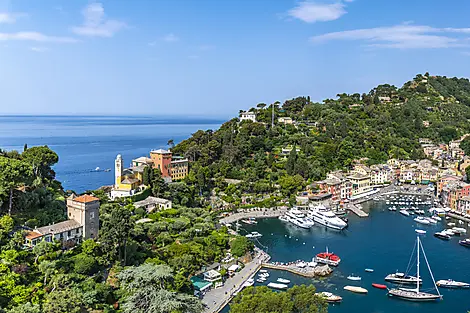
115, 154, 123, 187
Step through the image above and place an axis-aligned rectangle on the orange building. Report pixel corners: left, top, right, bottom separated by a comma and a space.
150, 149, 173, 179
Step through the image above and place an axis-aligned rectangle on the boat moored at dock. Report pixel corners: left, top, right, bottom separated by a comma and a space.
277, 278, 290, 284
307, 205, 348, 230
434, 231, 451, 240
459, 238, 470, 247
285, 208, 314, 229
316, 248, 341, 266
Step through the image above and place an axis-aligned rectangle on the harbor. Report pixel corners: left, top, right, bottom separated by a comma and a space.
217, 197, 470, 313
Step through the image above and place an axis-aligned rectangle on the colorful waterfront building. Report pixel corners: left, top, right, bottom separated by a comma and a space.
457, 196, 470, 215
150, 149, 189, 182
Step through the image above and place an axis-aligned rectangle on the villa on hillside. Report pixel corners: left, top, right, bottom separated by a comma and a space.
134, 196, 172, 212
239, 111, 256, 122
24, 194, 100, 248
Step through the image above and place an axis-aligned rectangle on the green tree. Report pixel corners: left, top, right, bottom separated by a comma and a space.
42, 288, 84, 313
72, 253, 98, 275
38, 260, 57, 285
0, 215, 14, 244
230, 285, 327, 313
118, 263, 203, 313
6, 302, 41, 313
21, 146, 59, 184
99, 204, 134, 265
142, 165, 152, 186
32, 240, 54, 263
167, 139, 175, 148
0, 156, 32, 215
230, 237, 254, 257
461, 137, 470, 156
286, 146, 297, 175
466, 166, 470, 183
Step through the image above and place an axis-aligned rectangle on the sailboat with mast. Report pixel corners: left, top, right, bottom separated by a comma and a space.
388, 236, 442, 302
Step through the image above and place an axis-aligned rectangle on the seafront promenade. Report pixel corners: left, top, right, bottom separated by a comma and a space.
202, 249, 270, 313
220, 207, 288, 224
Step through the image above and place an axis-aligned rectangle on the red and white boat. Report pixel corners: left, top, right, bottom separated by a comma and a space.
315, 248, 341, 266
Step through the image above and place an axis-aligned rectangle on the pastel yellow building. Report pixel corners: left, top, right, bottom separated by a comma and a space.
111, 155, 146, 199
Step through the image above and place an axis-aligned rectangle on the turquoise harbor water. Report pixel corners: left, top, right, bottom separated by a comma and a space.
0, 115, 222, 192
224, 200, 470, 313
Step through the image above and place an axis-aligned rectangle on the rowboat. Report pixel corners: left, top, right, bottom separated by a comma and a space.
372, 283, 387, 290
344, 286, 368, 294
365, 268, 374, 272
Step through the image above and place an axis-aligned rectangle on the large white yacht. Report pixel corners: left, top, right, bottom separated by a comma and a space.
307, 205, 347, 230
285, 208, 314, 229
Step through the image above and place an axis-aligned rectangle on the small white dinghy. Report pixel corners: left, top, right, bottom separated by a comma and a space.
277, 278, 291, 284
347, 275, 362, 281
415, 229, 427, 235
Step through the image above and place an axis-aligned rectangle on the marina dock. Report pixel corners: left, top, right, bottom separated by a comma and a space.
260, 262, 331, 278
347, 204, 369, 217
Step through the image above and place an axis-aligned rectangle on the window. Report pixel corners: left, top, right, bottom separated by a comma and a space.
90, 211, 95, 219
68, 230, 71, 237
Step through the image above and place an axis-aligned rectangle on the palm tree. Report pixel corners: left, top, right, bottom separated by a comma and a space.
167, 139, 174, 149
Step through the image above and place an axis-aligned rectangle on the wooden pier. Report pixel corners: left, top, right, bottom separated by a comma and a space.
347, 205, 369, 217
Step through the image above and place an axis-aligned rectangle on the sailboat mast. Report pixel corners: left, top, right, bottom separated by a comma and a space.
416, 236, 420, 293
420, 237, 442, 298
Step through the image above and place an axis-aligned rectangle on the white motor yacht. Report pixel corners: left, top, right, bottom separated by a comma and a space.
414, 217, 430, 225
307, 205, 347, 230
400, 210, 410, 216
285, 208, 314, 228
436, 279, 470, 288
385, 272, 422, 285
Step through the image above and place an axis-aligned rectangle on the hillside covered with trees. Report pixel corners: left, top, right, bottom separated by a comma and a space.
173, 73, 470, 205
0, 148, 253, 312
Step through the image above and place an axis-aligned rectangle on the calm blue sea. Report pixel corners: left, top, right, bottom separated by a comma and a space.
226, 200, 470, 313
0, 115, 223, 192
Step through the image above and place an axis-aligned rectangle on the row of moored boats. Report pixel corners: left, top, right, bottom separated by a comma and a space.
278, 205, 348, 230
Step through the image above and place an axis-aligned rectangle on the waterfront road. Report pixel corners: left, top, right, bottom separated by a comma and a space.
202, 249, 270, 313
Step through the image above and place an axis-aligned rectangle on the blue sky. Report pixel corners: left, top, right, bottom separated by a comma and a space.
1, 0, 470, 117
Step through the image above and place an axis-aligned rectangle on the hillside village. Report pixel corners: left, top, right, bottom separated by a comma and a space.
3, 73, 470, 312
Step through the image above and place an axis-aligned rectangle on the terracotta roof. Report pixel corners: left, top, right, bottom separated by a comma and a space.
73, 194, 100, 203
25, 231, 43, 240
